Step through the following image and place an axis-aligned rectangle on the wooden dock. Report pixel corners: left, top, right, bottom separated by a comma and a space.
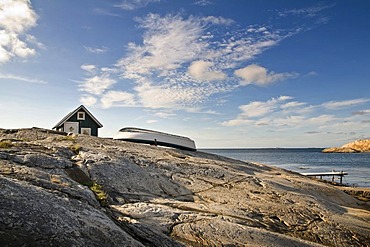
301, 171, 348, 184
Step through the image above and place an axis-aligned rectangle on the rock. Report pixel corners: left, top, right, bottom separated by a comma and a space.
1, 128, 370, 246
323, 139, 370, 153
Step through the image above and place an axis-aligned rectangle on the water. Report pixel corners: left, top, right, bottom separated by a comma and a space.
200, 148, 370, 188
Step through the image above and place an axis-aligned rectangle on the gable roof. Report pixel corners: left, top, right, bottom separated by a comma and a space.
53, 105, 103, 129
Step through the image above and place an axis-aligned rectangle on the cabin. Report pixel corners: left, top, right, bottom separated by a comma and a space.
52, 105, 103, 136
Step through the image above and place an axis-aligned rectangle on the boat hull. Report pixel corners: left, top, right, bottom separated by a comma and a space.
113, 128, 196, 151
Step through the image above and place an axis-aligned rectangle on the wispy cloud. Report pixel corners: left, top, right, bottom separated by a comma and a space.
113, 13, 294, 110
0, 0, 40, 63
115, 0, 160, 10
79, 95, 97, 107
81, 64, 97, 75
84, 46, 109, 54
352, 109, 370, 116
222, 96, 370, 139
194, 0, 213, 6
322, 98, 370, 110
79, 6, 330, 111
0, 73, 47, 84
278, 4, 334, 18
222, 96, 292, 126
100, 90, 136, 108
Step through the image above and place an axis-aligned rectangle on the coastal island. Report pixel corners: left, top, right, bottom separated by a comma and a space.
1, 128, 369, 246
322, 139, 370, 153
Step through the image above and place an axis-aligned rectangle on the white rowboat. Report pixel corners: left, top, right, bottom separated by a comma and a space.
113, 127, 196, 151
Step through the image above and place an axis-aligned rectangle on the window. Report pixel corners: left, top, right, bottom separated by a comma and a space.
77, 112, 85, 120
81, 128, 91, 135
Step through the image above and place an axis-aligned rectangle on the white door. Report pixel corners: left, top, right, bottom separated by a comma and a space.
64, 122, 79, 134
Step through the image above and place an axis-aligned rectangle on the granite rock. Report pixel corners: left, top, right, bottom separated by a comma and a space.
1, 128, 369, 246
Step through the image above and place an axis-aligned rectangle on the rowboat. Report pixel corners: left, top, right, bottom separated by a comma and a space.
113, 127, 196, 151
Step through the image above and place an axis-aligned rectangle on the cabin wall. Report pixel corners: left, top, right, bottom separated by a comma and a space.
65, 110, 99, 136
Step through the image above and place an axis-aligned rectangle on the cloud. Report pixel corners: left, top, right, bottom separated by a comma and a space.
84, 46, 108, 54
188, 60, 226, 82
79, 95, 97, 106
278, 4, 334, 18
154, 112, 176, 119
146, 119, 158, 124
352, 109, 370, 116
79, 74, 116, 95
194, 0, 213, 6
117, 13, 206, 79
222, 96, 292, 126
100, 90, 136, 108
222, 95, 370, 143
115, 0, 160, 10
134, 82, 200, 109
234, 64, 297, 86
0, 72, 47, 84
201, 16, 233, 25
111, 13, 292, 110
0, 0, 39, 63
81, 64, 97, 75
322, 98, 370, 110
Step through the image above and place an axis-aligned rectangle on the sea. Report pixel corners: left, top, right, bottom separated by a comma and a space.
200, 148, 370, 188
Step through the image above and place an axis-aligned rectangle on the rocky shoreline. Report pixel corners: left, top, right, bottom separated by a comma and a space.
1, 128, 370, 246
322, 139, 370, 153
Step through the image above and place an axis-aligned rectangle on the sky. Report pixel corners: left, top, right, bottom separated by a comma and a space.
1, 0, 370, 148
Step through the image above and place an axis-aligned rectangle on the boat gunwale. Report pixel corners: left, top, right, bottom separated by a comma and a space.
118, 127, 193, 141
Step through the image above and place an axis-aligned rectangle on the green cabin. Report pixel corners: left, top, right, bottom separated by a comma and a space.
52, 105, 103, 136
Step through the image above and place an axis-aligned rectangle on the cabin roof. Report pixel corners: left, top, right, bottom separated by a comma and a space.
53, 105, 103, 129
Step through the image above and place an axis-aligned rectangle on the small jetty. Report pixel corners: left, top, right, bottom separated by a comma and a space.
301, 171, 348, 184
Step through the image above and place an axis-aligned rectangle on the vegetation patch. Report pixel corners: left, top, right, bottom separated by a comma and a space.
90, 182, 109, 206
58, 135, 77, 142
0, 140, 13, 149
69, 144, 82, 154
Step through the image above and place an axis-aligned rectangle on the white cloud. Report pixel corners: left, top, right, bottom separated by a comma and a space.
146, 119, 158, 124
134, 82, 198, 109
101, 90, 136, 108
188, 60, 226, 82
81, 64, 97, 75
155, 112, 176, 119
112, 13, 292, 110
322, 98, 370, 110
221, 95, 370, 143
352, 109, 370, 116
280, 101, 306, 109
201, 16, 233, 25
84, 46, 108, 54
79, 95, 97, 106
222, 96, 292, 126
234, 64, 297, 86
0, 72, 47, 84
79, 74, 116, 95
117, 13, 206, 79
194, 0, 213, 6
115, 0, 160, 10
279, 4, 334, 18
0, 0, 39, 63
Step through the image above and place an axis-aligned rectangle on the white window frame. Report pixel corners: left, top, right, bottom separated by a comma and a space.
81, 128, 91, 135
77, 112, 85, 120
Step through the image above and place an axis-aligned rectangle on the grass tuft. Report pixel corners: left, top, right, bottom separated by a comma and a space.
0, 140, 13, 149
69, 144, 81, 154
90, 182, 109, 206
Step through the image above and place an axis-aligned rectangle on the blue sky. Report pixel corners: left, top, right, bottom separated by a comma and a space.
1, 0, 370, 148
